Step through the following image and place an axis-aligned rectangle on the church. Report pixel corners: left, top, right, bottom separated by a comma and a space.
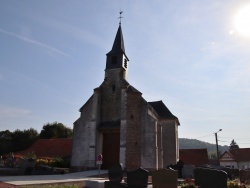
70, 21, 180, 170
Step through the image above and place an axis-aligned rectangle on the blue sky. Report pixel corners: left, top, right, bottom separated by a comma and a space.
1, 1, 250, 148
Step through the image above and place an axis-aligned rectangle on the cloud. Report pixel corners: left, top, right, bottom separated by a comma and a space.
0, 28, 69, 57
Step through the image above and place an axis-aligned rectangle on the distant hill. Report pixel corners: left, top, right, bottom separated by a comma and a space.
179, 138, 229, 153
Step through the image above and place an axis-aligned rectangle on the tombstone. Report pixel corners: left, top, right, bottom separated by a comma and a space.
194, 167, 228, 188
182, 165, 195, 179
104, 163, 125, 188
167, 160, 184, 178
232, 168, 240, 179
202, 165, 233, 180
239, 169, 250, 184
127, 167, 149, 188
152, 168, 178, 188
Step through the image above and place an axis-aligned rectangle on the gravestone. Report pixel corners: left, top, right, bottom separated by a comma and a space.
167, 160, 184, 178
232, 168, 239, 179
239, 169, 250, 184
182, 165, 195, 179
152, 168, 177, 188
194, 167, 227, 188
104, 163, 125, 188
127, 167, 148, 188
202, 165, 234, 180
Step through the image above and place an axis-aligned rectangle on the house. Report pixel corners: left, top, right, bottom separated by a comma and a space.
179, 148, 209, 166
14, 138, 73, 159
220, 148, 250, 169
71, 21, 180, 170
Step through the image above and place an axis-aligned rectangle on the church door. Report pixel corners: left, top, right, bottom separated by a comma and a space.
102, 132, 120, 169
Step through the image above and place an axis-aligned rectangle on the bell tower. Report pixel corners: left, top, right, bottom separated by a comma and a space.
105, 13, 129, 80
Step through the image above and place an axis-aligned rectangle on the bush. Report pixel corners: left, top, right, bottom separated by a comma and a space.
49, 157, 70, 168
36, 158, 49, 166
181, 179, 196, 188
227, 179, 247, 188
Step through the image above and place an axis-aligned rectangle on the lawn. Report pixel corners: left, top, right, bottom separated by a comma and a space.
19, 182, 83, 188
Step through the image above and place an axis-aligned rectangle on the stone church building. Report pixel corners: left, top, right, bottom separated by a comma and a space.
71, 23, 180, 170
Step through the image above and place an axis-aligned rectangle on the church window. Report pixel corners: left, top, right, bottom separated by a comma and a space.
124, 59, 127, 68
112, 56, 117, 64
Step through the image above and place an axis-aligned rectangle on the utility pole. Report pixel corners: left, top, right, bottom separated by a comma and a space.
215, 132, 219, 160
215, 129, 222, 164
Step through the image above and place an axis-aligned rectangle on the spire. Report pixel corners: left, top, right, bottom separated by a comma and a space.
105, 12, 129, 75
107, 11, 127, 57
107, 25, 126, 55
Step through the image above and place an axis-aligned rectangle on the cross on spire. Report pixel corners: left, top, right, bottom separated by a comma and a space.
118, 11, 123, 25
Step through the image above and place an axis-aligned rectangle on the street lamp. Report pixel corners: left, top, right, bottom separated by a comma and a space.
215, 129, 222, 163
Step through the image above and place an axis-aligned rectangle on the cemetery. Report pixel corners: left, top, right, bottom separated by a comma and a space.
87, 163, 250, 188
82, 163, 250, 188
2, 158, 250, 188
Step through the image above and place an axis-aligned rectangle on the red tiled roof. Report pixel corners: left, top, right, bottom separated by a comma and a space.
229, 148, 250, 162
179, 148, 209, 166
14, 138, 73, 159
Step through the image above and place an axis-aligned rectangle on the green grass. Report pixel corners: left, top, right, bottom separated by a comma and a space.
20, 186, 79, 188
19, 183, 80, 188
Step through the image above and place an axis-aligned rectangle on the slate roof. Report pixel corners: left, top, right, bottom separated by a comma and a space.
179, 148, 209, 166
107, 25, 128, 60
228, 148, 250, 162
148, 100, 180, 125
14, 138, 73, 159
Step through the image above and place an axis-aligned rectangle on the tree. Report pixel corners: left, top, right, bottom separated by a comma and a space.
39, 122, 73, 139
0, 130, 12, 155
230, 139, 239, 150
0, 128, 39, 155
11, 128, 39, 152
208, 151, 218, 159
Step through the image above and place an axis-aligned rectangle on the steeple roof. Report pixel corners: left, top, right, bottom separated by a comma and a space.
107, 25, 128, 59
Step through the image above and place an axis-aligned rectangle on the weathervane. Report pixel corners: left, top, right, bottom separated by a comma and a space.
118, 11, 123, 25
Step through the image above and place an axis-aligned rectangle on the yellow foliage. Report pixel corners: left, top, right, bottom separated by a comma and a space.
36, 158, 49, 165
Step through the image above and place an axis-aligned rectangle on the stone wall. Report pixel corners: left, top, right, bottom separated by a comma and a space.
101, 69, 124, 122
141, 102, 157, 169
157, 123, 163, 169
71, 95, 94, 169
125, 91, 142, 170
162, 120, 178, 167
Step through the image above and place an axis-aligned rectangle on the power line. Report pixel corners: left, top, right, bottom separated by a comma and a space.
195, 133, 214, 139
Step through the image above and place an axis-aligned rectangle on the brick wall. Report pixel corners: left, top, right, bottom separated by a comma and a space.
125, 91, 142, 170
